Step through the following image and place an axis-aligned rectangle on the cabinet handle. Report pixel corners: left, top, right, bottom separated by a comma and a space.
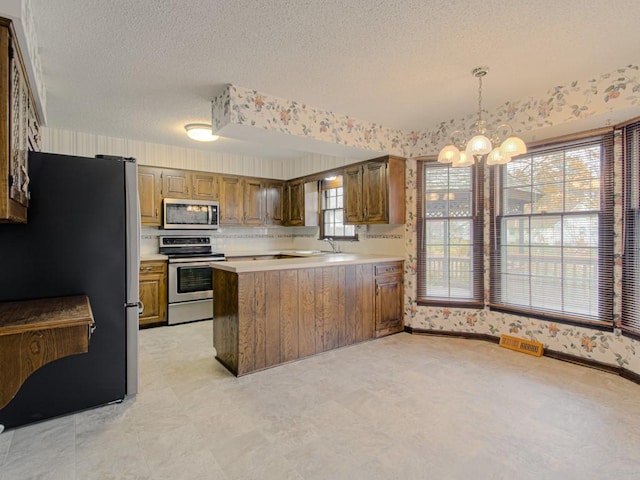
376, 285, 380, 296
138, 301, 145, 316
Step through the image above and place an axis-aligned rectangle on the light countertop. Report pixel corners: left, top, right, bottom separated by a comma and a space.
140, 254, 168, 262
212, 253, 403, 273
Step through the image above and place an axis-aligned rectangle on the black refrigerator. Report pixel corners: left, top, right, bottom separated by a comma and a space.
0, 152, 139, 429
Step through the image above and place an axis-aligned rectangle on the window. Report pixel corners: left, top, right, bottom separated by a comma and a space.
490, 133, 614, 325
622, 120, 640, 336
417, 160, 483, 306
320, 177, 356, 239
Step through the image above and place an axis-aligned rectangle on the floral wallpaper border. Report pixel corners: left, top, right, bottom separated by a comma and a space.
212, 65, 640, 160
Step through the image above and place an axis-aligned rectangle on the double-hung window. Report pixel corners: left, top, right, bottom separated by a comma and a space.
490, 133, 614, 325
320, 176, 356, 240
417, 160, 483, 306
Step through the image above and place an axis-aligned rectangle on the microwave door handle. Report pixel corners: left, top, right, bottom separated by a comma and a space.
207, 205, 212, 225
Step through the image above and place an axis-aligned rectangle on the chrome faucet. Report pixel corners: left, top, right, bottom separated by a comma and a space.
324, 237, 338, 253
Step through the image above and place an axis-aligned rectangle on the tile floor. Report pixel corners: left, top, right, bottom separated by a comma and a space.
1, 320, 640, 479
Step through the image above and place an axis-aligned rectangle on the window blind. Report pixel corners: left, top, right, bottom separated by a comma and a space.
417, 159, 484, 307
489, 133, 614, 325
622, 120, 640, 335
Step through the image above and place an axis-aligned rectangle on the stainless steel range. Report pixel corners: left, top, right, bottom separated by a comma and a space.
159, 236, 225, 325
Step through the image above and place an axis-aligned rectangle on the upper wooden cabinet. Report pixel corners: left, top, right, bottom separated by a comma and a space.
344, 155, 405, 225
221, 176, 284, 226
138, 166, 163, 226
162, 169, 191, 199
136, 155, 406, 228
265, 181, 284, 225
0, 18, 41, 224
243, 177, 265, 225
191, 172, 219, 201
284, 179, 305, 226
219, 175, 244, 225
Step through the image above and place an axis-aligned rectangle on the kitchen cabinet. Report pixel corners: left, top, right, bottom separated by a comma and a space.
374, 261, 404, 337
0, 18, 41, 224
284, 179, 305, 226
219, 175, 244, 225
138, 166, 163, 226
138, 260, 167, 328
191, 172, 219, 201
220, 175, 283, 226
162, 168, 191, 199
213, 262, 377, 376
344, 155, 405, 225
243, 177, 264, 225
265, 180, 284, 225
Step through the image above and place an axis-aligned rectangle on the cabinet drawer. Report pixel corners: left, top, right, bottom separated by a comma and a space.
375, 262, 403, 276
139, 261, 167, 275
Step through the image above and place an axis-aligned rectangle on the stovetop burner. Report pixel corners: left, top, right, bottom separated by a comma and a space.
159, 235, 224, 261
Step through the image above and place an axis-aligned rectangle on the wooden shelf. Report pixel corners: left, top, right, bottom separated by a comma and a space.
0, 295, 95, 409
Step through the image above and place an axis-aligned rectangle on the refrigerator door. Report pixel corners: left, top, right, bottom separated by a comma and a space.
124, 158, 140, 395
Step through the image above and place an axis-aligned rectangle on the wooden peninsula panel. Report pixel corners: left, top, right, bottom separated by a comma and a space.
213, 263, 379, 376
0, 295, 94, 409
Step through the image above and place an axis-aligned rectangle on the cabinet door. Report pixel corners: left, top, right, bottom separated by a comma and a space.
287, 179, 305, 226
265, 181, 283, 225
363, 160, 388, 223
162, 169, 190, 199
220, 175, 244, 225
375, 274, 403, 336
139, 262, 167, 327
343, 165, 363, 223
243, 178, 265, 225
191, 172, 219, 200
138, 166, 163, 226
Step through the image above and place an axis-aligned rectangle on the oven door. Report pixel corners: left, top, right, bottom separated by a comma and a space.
168, 261, 213, 303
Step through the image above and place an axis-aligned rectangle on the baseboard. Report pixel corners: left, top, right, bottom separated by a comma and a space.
404, 326, 640, 386
404, 326, 500, 344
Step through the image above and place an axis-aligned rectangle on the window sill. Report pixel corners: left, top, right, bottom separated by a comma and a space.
488, 303, 614, 331
417, 299, 484, 309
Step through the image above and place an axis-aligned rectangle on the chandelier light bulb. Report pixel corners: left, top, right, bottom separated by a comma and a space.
438, 144, 460, 164
487, 147, 511, 165
452, 150, 475, 168
466, 134, 493, 156
500, 136, 527, 157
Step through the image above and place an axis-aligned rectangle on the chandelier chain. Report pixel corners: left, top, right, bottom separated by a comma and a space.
477, 75, 483, 125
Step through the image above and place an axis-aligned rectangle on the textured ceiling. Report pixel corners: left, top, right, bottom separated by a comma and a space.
28, 0, 640, 158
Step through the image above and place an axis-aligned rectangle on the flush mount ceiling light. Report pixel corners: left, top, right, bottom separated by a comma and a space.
438, 67, 527, 167
184, 123, 219, 142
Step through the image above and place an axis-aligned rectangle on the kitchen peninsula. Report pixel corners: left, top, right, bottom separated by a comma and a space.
212, 253, 404, 376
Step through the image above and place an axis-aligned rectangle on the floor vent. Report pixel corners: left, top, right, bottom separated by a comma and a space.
499, 334, 544, 357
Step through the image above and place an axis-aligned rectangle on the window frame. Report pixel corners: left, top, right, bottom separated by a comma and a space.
416, 158, 484, 308
319, 176, 357, 241
489, 132, 614, 328
621, 119, 640, 339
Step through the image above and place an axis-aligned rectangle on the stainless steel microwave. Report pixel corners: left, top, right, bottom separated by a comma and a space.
163, 198, 219, 229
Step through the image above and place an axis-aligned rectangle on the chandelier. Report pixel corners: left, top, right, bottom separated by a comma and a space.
437, 67, 527, 167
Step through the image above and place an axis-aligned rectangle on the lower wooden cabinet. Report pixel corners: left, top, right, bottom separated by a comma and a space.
374, 262, 404, 337
139, 260, 167, 328
213, 260, 404, 376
